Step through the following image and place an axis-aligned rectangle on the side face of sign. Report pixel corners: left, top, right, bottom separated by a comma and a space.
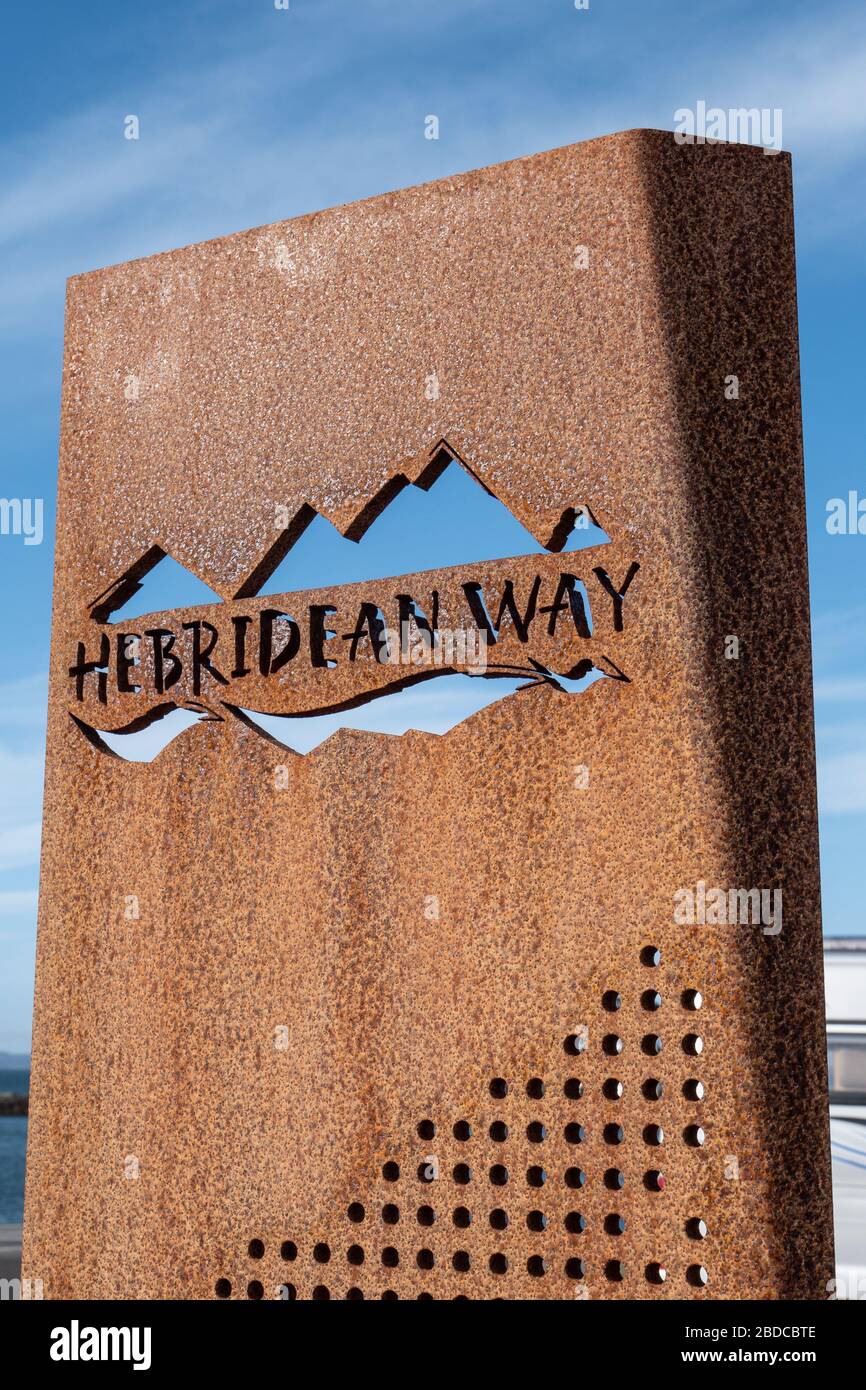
23, 130, 833, 1300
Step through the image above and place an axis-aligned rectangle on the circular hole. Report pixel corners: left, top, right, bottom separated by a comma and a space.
489, 1120, 509, 1142
489, 1208, 509, 1230
248, 1238, 265, 1260
603, 1078, 623, 1100
565, 1122, 586, 1144
683, 989, 703, 1011
417, 1161, 437, 1183
489, 1253, 508, 1275
347, 1244, 365, 1266
604, 1167, 625, 1190
641, 989, 662, 1011
645, 1169, 666, 1192
527, 1121, 548, 1143
683, 1033, 704, 1056
564, 1033, 587, 1056
527, 1209, 548, 1232
603, 1034, 623, 1056
417, 1292, 433, 1301
687, 1263, 709, 1287
381, 1290, 398, 1300
565, 1257, 586, 1279
602, 990, 622, 1012
311, 1284, 330, 1301
489, 1077, 509, 1099
643, 1078, 664, 1101
381, 1247, 400, 1268
345, 1287, 364, 1300
313, 1242, 331, 1264
280, 1240, 297, 1261
526, 1077, 545, 1099
644, 1124, 664, 1146
646, 1262, 667, 1284
417, 1119, 436, 1140
642, 1033, 663, 1056
564, 1078, 584, 1099
453, 1119, 472, 1140
417, 1248, 435, 1270
687, 1217, 708, 1240
381, 1203, 400, 1225
565, 1211, 586, 1233
527, 1254, 548, 1277
604, 1122, 624, 1145
247, 1280, 264, 1300
605, 1213, 626, 1236
382, 1161, 400, 1182
685, 1124, 706, 1147
453, 1206, 472, 1228
640, 945, 661, 967
214, 1278, 231, 1299
281, 1283, 297, 1300
452, 1250, 470, 1272
605, 1260, 625, 1282
347, 1203, 365, 1224
527, 1165, 548, 1187
416, 1205, 435, 1227
489, 1164, 509, 1186
565, 1167, 586, 1189
453, 1163, 472, 1185
684, 1078, 705, 1101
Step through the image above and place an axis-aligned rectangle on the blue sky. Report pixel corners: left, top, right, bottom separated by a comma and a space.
1, 0, 865, 1050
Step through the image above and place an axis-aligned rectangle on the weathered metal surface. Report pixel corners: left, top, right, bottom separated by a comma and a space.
23, 129, 833, 1299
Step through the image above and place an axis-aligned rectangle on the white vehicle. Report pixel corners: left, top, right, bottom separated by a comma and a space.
825, 937, 866, 1299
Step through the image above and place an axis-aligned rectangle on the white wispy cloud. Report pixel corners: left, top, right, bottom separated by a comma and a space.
1, 0, 865, 1046
1, 0, 865, 340
0, 675, 45, 1050
818, 751, 866, 816
813, 606, 866, 662
814, 677, 866, 702
0, 672, 48, 727
812, 599, 866, 816
0, 677, 46, 886
0, 823, 41, 873
0, 745, 45, 821
0, 890, 38, 919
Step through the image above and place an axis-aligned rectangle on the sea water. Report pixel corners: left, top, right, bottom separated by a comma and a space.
0, 1069, 29, 1223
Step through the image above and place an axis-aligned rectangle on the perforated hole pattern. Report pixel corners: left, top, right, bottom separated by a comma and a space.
213, 948, 708, 1299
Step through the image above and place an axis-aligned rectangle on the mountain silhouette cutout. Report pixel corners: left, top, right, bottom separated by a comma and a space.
257, 461, 608, 596
88, 455, 608, 624
76, 661, 614, 762
89, 550, 222, 624
75, 453, 619, 761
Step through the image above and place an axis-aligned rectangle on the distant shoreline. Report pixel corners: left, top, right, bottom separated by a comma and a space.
0, 1066, 30, 1117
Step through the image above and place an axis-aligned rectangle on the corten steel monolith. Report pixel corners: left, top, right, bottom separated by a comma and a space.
24, 130, 833, 1300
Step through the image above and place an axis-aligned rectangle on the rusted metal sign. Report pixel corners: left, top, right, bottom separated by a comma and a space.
24, 130, 833, 1299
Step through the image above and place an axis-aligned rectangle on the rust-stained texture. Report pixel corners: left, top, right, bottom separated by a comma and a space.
23, 129, 833, 1299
